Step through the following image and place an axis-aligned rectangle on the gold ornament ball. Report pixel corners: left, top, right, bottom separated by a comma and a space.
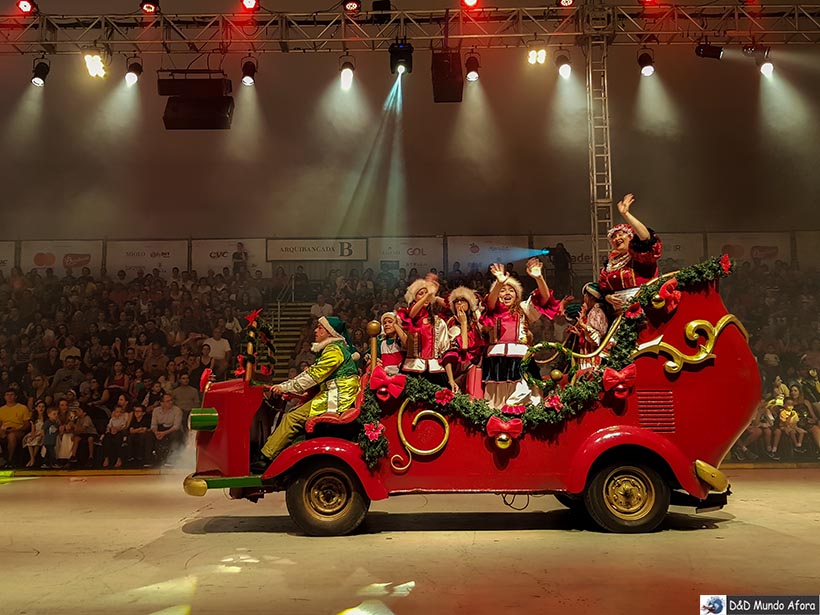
550, 369, 564, 382
651, 294, 665, 309
366, 320, 382, 337
494, 433, 512, 450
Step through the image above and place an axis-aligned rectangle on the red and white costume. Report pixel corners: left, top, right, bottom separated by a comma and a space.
599, 225, 663, 306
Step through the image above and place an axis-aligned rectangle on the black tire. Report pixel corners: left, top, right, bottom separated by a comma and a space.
553, 492, 585, 511
583, 462, 670, 533
285, 459, 370, 536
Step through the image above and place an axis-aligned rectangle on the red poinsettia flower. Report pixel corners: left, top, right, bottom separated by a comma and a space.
625, 303, 644, 320
720, 254, 732, 274
364, 422, 385, 442
435, 388, 455, 406
545, 395, 563, 411
501, 404, 526, 415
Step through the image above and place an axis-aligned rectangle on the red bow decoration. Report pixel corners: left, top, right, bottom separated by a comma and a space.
256, 364, 272, 376
486, 415, 524, 439
244, 308, 264, 325
603, 364, 637, 399
369, 366, 406, 402
234, 355, 246, 377
659, 279, 681, 313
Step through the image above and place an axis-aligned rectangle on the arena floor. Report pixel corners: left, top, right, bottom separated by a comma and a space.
2, 468, 818, 615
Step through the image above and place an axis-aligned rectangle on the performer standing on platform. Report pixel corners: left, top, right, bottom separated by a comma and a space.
599, 193, 662, 313
481, 258, 560, 410
397, 275, 451, 387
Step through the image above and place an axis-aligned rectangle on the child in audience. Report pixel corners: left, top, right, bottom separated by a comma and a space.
22, 400, 46, 467
42, 407, 61, 469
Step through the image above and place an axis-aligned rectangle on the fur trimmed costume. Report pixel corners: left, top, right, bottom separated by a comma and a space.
599, 226, 663, 304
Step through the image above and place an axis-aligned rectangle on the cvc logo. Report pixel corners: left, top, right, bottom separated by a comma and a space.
209, 251, 229, 258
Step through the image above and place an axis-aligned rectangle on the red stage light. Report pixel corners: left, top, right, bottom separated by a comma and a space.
17, 0, 38, 14
557, 0, 574, 6
461, 0, 479, 9
140, 1, 159, 15
344, 0, 361, 14
241, 0, 260, 11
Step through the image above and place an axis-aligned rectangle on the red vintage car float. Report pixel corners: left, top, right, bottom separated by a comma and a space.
183, 258, 760, 535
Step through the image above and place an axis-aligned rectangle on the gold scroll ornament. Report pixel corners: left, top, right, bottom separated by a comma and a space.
632, 314, 750, 374
390, 398, 450, 473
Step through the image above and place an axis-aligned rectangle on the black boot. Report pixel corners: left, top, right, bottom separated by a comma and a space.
250, 455, 272, 475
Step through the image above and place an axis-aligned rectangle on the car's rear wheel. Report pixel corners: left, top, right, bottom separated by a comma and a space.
584, 462, 670, 533
285, 459, 370, 536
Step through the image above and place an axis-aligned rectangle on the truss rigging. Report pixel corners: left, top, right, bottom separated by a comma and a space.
1, 5, 820, 56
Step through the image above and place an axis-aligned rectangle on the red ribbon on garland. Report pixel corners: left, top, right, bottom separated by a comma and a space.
485, 415, 524, 439
602, 364, 637, 399
369, 366, 406, 402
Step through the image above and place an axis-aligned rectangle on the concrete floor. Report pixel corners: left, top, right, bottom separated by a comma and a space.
2, 469, 819, 615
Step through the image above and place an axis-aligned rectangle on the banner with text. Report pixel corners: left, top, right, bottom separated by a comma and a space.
707, 232, 791, 264
659, 233, 705, 268
20, 240, 103, 274
0, 241, 15, 276
447, 236, 531, 274
267, 238, 367, 261
367, 237, 444, 274
795, 231, 820, 271
106, 240, 188, 277
192, 239, 267, 275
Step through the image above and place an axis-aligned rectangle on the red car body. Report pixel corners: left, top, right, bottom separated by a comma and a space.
185, 279, 760, 534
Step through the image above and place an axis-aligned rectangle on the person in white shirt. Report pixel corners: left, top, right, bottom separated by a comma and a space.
310, 294, 334, 319
202, 328, 232, 378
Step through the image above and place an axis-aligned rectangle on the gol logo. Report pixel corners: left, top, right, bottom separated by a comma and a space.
406, 247, 426, 256
210, 251, 229, 258
63, 254, 91, 268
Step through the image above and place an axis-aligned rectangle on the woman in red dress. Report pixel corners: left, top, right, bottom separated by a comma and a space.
599, 193, 662, 313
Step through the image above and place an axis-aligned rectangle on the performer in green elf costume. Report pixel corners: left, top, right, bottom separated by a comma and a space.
253, 316, 360, 470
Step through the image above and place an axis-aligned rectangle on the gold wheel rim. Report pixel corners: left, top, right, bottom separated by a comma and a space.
305, 470, 350, 517
602, 466, 655, 520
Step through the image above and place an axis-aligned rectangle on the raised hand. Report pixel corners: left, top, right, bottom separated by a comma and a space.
617, 193, 635, 216
526, 257, 543, 279
489, 263, 507, 284
456, 303, 468, 324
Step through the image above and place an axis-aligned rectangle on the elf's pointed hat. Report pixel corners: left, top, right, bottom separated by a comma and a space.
319, 316, 360, 361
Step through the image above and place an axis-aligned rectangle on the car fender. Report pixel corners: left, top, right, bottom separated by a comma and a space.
565, 425, 709, 499
262, 437, 389, 501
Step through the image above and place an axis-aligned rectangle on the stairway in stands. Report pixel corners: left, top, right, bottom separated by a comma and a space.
268, 302, 313, 382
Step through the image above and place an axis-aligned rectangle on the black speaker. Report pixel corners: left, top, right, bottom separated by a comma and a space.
163, 96, 235, 130
157, 78, 232, 97
431, 50, 463, 103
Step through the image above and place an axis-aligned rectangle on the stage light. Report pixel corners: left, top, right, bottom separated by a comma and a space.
140, 1, 159, 14
340, 55, 355, 91
389, 40, 413, 75
461, 0, 479, 9
17, 0, 38, 15
84, 52, 106, 78
638, 48, 655, 77
757, 55, 774, 77
241, 58, 257, 86
556, 0, 574, 6
695, 43, 723, 60
465, 54, 480, 82
527, 48, 547, 65
344, 0, 361, 14
555, 49, 571, 79
125, 59, 143, 86
31, 59, 49, 87
241, 0, 259, 11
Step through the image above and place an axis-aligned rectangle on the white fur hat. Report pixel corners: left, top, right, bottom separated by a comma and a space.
490, 276, 524, 301
405, 278, 437, 305
448, 286, 479, 313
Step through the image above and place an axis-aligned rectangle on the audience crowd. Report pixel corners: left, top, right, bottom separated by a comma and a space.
1, 254, 818, 469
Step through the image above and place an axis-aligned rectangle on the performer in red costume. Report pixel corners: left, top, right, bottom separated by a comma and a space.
481, 258, 560, 410
598, 193, 662, 313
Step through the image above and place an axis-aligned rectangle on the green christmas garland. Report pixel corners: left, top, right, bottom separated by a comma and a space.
355, 255, 734, 467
